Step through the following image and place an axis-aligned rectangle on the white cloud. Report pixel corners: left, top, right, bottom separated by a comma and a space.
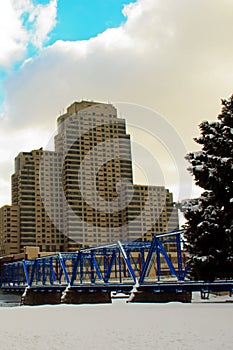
0, 0, 27, 67
3, 0, 233, 132
27, 0, 57, 48
0, 0, 57, 68
1, 0, 233, 205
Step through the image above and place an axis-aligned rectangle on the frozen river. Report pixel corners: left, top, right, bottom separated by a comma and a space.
0, 294, 232, 350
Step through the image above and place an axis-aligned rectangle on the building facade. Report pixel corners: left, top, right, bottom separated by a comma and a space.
0, 100, 179, 255
11, 149, 64, 252
0, 205, 19, 255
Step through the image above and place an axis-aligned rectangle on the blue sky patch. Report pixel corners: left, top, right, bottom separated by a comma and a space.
48, 0, 136, 43
33, 0, 51, 4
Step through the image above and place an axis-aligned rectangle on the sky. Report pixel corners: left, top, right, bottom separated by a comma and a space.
0, 0, 233, 207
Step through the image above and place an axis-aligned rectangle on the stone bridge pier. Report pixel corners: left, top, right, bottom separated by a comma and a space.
21, 288, 62, 305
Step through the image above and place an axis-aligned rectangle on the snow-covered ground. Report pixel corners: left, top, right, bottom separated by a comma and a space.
0, 294, 233, 350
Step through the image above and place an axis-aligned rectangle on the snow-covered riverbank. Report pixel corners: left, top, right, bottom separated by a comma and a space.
0, 294, 233, 350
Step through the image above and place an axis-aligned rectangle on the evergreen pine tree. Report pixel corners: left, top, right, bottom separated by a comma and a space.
182, 95, 233, 281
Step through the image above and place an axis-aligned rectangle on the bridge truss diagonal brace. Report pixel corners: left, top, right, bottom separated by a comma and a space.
156, 240, 178, 277
104, 250, 116, 283
22, 260, 31, 287
59, 253, 70, 285
91, 252, 103, 281
139, 232, 184, 284
117, 241, 138, 284
70, 252, 81, 286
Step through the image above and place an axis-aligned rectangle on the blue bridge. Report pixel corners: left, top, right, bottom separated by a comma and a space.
1, 230, 233, 304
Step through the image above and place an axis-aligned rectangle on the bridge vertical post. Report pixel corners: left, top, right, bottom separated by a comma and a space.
140, 248, 145, 270
12, 264, 15, 286
42, 259, 46, 285
176, 233, 183, 281
55, 258, 59, 281
8, 264, 11, 286
18, 262, 22, 286
156, 241, 161, 281
7, 264, 11, 286
80, 253, 84, 284
30, 260, 37, 286
0, 264, 6, 287
49, 258, 56, 285
72, 257, 75, 270
90, 251, 95, 284
118, 251, 122, 284
17, 263, 21, 286
36, 261, 41, 284
114, 250, 118, 279
139, 248, 145, 274
70, 252, 81, 286
103, 248, 108, 283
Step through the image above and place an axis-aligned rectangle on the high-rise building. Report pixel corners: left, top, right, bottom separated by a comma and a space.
11, 149, 64, 252
0, 100, 179, 255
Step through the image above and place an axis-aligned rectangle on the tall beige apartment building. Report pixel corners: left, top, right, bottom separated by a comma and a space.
11, 149, 65, 253
0, 101, 179, 255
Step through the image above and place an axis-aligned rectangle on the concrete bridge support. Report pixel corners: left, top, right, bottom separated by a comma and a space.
21, 288, 62, 305
127, 286, 192, 303
61, 288, 112, 304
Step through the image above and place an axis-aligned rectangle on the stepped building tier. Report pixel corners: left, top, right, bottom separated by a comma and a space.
0, 101, 179, 255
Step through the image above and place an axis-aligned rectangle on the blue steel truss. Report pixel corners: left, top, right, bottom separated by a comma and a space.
1, 229, 233, 295
0, 230, 187, 290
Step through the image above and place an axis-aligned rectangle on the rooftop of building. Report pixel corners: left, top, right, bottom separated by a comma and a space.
57, 100, 117, 125
57, 100, 99, 125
